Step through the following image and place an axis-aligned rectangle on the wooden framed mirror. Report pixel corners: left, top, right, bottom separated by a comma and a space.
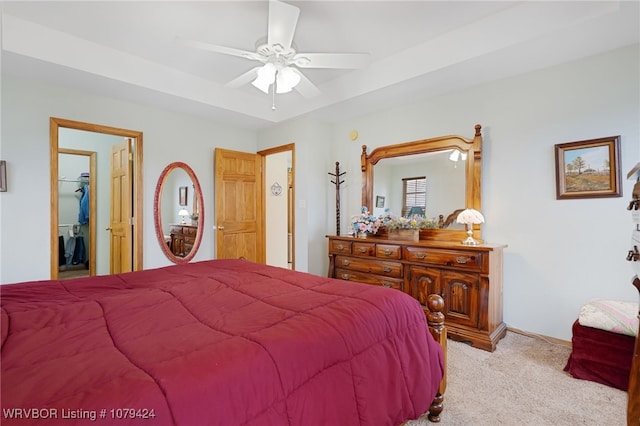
154, 162, 204, 263
361, 124, 483, 243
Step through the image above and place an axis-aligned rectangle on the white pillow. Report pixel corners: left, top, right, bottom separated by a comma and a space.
579, 299, 639, 336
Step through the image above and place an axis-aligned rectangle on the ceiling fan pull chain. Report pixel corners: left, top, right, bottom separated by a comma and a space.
272, 79, 277, 111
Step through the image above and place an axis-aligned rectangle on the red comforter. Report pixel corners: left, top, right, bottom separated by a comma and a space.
1, 260, 443, 425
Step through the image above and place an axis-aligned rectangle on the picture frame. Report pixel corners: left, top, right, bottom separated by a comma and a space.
179, 186, 188, 206
375, 195, 385, 208
555, 136, 621, 200
0, 160, 6, 192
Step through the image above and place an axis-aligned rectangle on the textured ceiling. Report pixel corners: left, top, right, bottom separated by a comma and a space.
2, 1, 638, 129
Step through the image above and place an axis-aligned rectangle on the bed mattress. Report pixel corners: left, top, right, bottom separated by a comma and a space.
1, 259, 444, 425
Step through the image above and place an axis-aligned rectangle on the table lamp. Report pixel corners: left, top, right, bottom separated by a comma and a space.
178, 209, 189, 224
456, 208, 484, 245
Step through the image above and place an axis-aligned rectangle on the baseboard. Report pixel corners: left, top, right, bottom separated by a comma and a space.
506, 326, 571, 348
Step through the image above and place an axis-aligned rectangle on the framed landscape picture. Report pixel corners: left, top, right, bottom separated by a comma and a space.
555, 136, 621, 200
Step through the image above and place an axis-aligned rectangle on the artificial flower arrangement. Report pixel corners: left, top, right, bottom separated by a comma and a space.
380, 210, 440, 230
351, 206, 382, 235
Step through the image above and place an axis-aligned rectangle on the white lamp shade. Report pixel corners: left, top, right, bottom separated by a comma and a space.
276, 67, 301, 93
251, 63, 277, 93
178, 209, 189, 216
456, 208, 485, 225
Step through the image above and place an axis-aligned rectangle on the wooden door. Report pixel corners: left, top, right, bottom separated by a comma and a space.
214, 148, 264, 262
109, 139, 133, 273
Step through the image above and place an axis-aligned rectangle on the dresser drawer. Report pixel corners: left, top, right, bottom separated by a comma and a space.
404, 247, 483, 271
183, 226, 197, 237
375, 244, 402, 259
335, 268, 403, 291
330, 240, 352, 254
335, 255, 402, 277
352, 241, 376, 256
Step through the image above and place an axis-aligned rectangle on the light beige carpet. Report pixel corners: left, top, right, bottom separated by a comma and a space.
407, 331, 627, 425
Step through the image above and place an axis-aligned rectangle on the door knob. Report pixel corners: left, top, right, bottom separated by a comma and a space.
217, 226, 225, 230
105, 226, 112, 231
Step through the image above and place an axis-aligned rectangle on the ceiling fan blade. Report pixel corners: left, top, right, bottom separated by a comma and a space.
293, 53, 370, 69
225, 67, 261, 89
267, 0, 300, 49
293, 69, 321, 98
179, 37, 263, 61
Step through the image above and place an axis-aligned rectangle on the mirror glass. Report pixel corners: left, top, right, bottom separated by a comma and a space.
372, 150, 466, 229
154, 162, 204, 263
362, 125, 482, 243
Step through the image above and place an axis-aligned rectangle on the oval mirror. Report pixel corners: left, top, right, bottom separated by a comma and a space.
154, 162, 204, 263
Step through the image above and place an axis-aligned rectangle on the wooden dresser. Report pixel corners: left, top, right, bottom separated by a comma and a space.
327, 235, 507, 351
169, 224, 198, 257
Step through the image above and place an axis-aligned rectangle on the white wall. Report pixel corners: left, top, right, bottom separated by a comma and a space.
330, 44, 640, 340
258, 117, 333, 276
0, 75, 257, 284
265, 151, 289, 268
1, 44, 638, 341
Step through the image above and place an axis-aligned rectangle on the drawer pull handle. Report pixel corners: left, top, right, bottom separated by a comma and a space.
336, 244, 345, 251
382, 266, 392, 273
358, 247, 368, 253
381, 282, 393, 288
415, 253, 426, 259
456, 256, 471, 264
383, 249, 392, 255
341, 273, 351, 280
627, 246, 639, 262
341, 260, 351, 266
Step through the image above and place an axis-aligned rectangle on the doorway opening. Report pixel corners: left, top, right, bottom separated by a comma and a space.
50, 118, 144, 279
259, 144, 295, 270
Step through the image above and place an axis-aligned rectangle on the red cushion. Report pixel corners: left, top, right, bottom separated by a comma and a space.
564, 319, 635, 390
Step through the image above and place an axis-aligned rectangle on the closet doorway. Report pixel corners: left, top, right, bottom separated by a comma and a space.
58, 148, 96, 279
50, 118, 144, 280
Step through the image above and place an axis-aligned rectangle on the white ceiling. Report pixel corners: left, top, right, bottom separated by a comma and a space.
2, 1, 639, 130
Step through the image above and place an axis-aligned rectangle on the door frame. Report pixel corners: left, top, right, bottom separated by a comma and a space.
50, 117, 144, 279
258, 143, 295, 270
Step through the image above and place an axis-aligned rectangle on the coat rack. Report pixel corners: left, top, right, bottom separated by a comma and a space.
328, 161, 346, 235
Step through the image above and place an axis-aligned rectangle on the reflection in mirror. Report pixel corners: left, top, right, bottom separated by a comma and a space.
372, 150, 466, 229
154, 162, 204, 263
362, 124, 482, 243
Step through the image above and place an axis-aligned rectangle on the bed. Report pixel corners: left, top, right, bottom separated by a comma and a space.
1, 259, 446, 425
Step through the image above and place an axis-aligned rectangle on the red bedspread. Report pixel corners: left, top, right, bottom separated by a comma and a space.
1, 260, 443, 425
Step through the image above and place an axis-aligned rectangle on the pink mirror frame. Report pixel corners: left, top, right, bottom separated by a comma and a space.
153, 162, 204, 264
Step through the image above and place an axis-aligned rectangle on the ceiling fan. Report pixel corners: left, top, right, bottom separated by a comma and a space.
181, 0, 370, 101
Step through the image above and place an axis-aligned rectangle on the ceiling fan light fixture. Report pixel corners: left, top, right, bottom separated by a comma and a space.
251, 63, 277, 93
275, 67, 301, 93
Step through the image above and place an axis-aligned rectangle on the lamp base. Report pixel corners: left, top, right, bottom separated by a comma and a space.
461, 227, 480, 245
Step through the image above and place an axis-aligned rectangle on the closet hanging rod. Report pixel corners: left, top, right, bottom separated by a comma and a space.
58, 224, 76, 227
58, 178, 82, 183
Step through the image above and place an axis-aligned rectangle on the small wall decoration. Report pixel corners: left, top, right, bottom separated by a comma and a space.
179, 186, 188, 206
0, 160, 6, 192
555, 136, 621, 200
270, 182, 282, 196
376, 195, 385, 208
